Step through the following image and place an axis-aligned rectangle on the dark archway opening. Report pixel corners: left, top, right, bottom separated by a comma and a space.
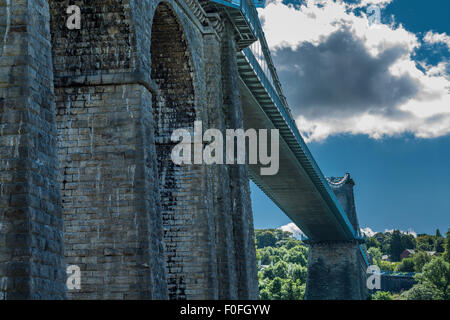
151, 3, 196, 300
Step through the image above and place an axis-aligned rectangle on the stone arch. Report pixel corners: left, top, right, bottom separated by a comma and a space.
151, 3, 197, 140
151, 2, 194, 300
150, 2, 214, 300
149, 0, 202, 98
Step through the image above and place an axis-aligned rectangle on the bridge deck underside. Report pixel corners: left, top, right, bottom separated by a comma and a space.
240, 80, 351, 241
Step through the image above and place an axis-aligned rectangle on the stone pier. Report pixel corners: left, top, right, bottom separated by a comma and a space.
305, 174, 368, 300
305, 240, 367, 300
0, 0, 66, 299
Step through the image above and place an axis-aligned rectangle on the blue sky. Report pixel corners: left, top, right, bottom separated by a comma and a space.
251, 0, 450, 235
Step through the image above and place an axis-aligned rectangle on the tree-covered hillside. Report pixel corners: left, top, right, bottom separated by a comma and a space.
255, 227, 450, 300
255, 229, 308, 300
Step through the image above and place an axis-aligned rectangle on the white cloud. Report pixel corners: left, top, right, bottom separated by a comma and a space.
259, 0, 418, 53
360, 227, 377, 237
360, 227, 418, 238
355, 0, 393, 9
423, 31, 450, 49
359, 0, 392, 5
279, 222, 307, 240
258, 0, 450, 142
385, 228, 418, 238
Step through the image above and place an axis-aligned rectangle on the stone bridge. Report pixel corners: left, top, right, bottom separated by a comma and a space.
0, 0, 368, 299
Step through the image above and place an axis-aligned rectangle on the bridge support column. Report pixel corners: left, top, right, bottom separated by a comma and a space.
218, 21, 259, 299
49, 1, 168, 299
305, 240, 368, 300
0, 0, 66, 299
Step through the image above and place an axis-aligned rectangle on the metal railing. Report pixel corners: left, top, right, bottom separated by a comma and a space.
244, 1, 291, 115
248, 39, 275, 88
241, 0, 258, 36
211, 0, 258, 37
242, 48, 286, 120
212, 0, 241, 6
254, 0, 266, 8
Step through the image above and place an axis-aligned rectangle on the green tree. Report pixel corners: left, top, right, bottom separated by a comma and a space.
280, 279, 296, 300
260, 289, 271, 300
262, 266, 275, 280
396, 257, 415, 273
368, 247, 382, 263
388, 230, 416, 262
389, 230, 404, 262
270, 247, 287, 264
259, 249, 272, 265
412, 251, 431, 272
279, 279, 305, 300
378, 260, 397, 272
293, 282, 306, 300
402, 234, 416, 251
269, 277, 283, 300
256, 230, 278, 248
281, 238, 302, 250
371, 291, 394, 300
366, 237, 380, 250
255, 228, 309, 300
284, 246, 308, 265
272, 261, 288, 279
400, 283, 443, 300
444, 229, 450, 263
434, 231, 445, 253
288, 264, 307, 283
416, 234, 435, 251
415, 257, 450, 299
375, 232, 389, 253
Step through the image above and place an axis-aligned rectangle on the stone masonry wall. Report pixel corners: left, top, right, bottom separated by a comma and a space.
220, 21, 259, 299
204, 30, 239, 299
328, 175, 359, 232
306, 175, 367, 300
151, 2, 218, 300
0, 0, 259, 299
50, 0, 169, 299
306, 240, 366, 300
0, 0, 66, 299
55, 84, 167, 299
